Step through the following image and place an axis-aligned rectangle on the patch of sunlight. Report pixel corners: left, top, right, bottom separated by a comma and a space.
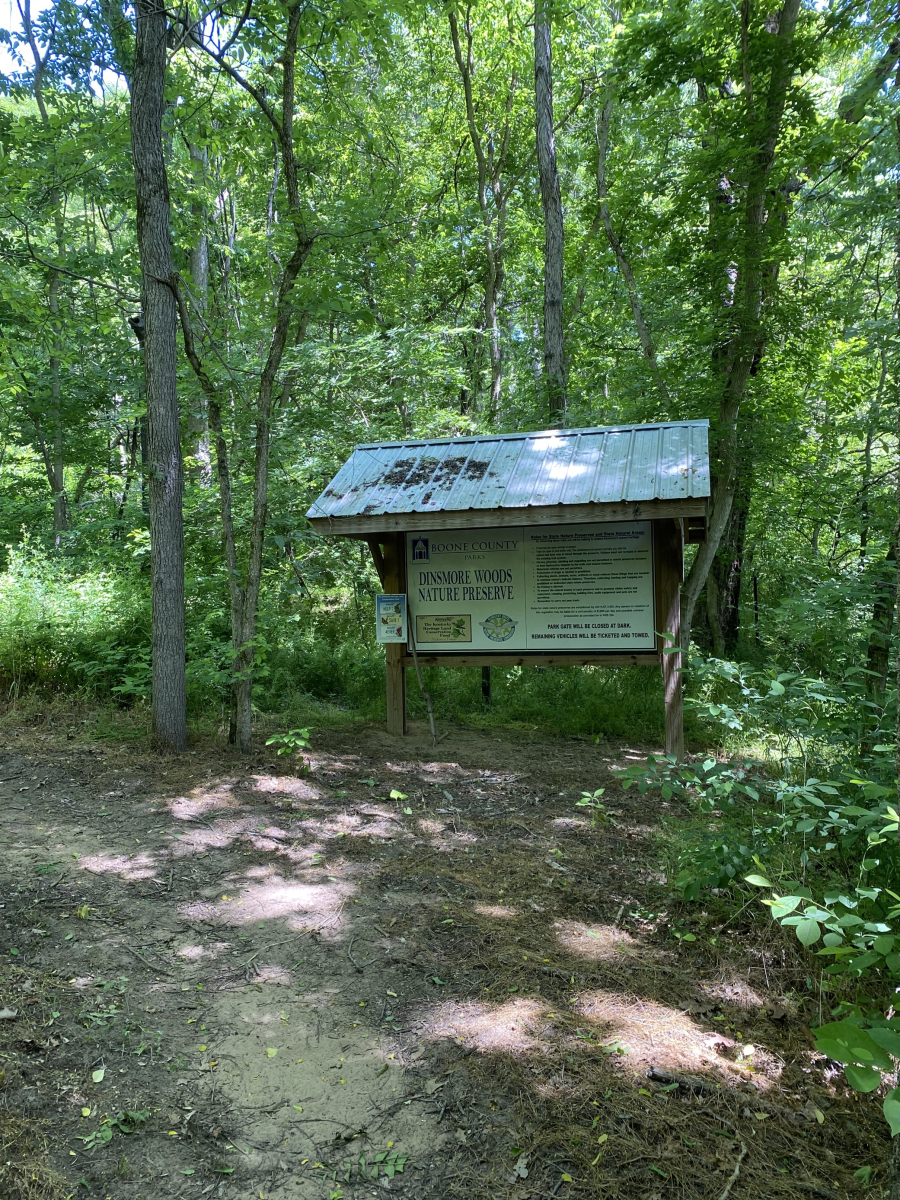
703, 977, 766, 1010
574, 989, 751, 1082
170, 785, 239, 819
417, 819, 445, 834
79, 851, 157, 880
303, 811, 406, 842
250, 774, 326, 800
253, 964, 292, 985
169, 827, 235, 856
473, 903, 519, 919
178, 874, 355, 936
419, 998, 550, 1054
553, 920, 637, 960
176, 943, 227, 960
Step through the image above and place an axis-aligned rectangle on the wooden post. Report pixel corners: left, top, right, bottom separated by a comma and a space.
381, 533, 407, 736
481, 665, 492, 703
654, 519, 684, 760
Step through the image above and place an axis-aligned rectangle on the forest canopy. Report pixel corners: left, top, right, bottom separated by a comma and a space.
0, 0, 896, 745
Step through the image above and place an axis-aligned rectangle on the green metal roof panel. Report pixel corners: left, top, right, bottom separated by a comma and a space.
307, 420, 710, 521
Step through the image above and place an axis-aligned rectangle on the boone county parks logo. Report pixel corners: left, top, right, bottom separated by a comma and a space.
479, 613, 517, 643
411, 537, 430, 562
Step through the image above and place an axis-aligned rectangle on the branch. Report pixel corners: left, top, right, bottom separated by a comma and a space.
0, 239, 139, 302
839, 32, 900, 122
594, 92, 666, 398
170, 10, 283, 142
168, 272, 221, 406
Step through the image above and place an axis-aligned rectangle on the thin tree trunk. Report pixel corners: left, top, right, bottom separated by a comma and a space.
187, 142, 211, 482
21, 0, 68, 539
176, 0, 314, 753
706, 576, 725, 657
131, 0, 187, 751
595, 92, 666, 400
448, 7, 508, 418
709, 480, 750, 655
680, 0, 802, 653
534, 0, 566, 422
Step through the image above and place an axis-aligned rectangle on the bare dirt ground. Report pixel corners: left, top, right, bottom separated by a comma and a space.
0, 717, 892, 1200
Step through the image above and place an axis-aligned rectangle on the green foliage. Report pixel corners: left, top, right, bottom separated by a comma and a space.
76, 1109, 149, 1150
265, 728, 311, 757
812, 1011, 900, 1134
575, 788, 611, 826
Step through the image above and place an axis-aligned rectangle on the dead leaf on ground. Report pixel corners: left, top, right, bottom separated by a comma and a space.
424, 1077, 446, 1095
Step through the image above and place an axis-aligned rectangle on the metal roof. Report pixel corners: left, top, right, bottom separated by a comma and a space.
307, 420, 710, 524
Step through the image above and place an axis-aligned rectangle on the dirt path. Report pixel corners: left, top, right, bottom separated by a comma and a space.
0, 720, 890, 1199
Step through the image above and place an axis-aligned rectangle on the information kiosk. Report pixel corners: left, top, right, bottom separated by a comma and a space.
306, 421, 710, 758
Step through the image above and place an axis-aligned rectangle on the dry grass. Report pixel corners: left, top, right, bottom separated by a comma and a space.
0, 1114, 68, 1200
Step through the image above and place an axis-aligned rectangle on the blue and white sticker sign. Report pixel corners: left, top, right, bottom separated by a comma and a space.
406, 522, 655, 653
375, 594, 408, 644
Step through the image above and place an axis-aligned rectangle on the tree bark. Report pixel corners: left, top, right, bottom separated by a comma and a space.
187, 142, 211, 482
177, 1, 314, 753
595, 92, 666, 401
448, 7, 511, 419
131, 0, 188, 751
21, 0, 68, 539
708, 479, 750, 656
534, 0, 566, 422
680, 0, 802, 653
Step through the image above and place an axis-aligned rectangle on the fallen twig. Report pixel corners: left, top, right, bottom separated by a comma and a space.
347, 937, 371, 971
717, 1140, 748, 1200
646, 1066, 715, 1095
123, 945, 174, 976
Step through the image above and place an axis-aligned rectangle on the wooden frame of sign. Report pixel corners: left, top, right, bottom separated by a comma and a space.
359, 518, 685, 759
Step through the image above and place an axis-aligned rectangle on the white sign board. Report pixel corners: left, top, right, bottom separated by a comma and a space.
406, 522, 655, 653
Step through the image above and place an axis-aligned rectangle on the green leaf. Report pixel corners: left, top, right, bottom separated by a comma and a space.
795, 918, 821, 947
869, 1028, 900, 1060
743, 874, 771, 887
884, 1088, 900, 1137
813, 1021, 894, 1070
845, 1064, 882, 1093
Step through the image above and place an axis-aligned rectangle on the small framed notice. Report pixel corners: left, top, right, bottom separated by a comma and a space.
375, 594, 407, 643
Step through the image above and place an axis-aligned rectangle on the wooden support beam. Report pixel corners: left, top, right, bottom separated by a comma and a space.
654, 519, 684, 760
308, 497, 708, 538
366, 538, 386, 584
381, 533, 407, 736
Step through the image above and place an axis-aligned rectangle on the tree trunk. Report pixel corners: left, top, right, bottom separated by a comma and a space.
534, 0, 566, 422
187, 142, 211, 483
595, 93, 666, 401
680, 0, 802, 653
709, 480, 750, 656
131, 0, 187, 751
21, 0, 68, 540
448, 8, 511, 420
176, 1, 314, 753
